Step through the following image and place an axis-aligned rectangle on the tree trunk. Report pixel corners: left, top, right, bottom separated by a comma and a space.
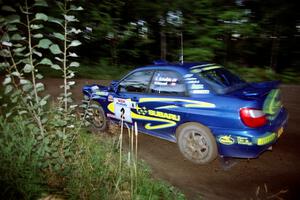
160, 31, 166, 60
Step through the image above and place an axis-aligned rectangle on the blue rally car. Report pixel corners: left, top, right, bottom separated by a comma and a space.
82, 61, 288, 164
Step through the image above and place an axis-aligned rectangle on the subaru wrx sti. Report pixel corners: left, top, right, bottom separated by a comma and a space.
82, 61, 288, 164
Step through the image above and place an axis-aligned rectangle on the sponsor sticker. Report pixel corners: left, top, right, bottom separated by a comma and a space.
95, 91, 108, 96
187, 80, 200, 84
184, 74, 194, 78
218, 135, 235, 145
107, 113, 117, 118
192, 89, 210, 94
114, 98, 133, 123
236, 136, 253, 146
191, 84, 204, 90
108, 95, 114, 102
185, 77, 197, 81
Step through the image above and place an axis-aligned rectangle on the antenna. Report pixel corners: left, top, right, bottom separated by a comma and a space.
180, 32, 183, 64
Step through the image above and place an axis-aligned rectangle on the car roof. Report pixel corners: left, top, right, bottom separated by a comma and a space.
136, 61, 217, 71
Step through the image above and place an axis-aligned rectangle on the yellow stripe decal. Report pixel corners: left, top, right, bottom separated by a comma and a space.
155, 105, 179, 109
107, 102, 176, 130
139, 98, 215, 108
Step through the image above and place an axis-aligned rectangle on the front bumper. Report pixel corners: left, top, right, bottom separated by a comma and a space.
215, 108, 288, 158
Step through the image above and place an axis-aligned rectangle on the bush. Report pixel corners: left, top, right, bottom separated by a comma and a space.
0, 116, 48, 199
66, 131, 185, 200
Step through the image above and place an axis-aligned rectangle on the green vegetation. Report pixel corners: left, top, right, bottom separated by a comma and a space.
37, 60, 134, 80
0, 116, 185, 199
0, 1, 185, 199
227, 63, 300, 84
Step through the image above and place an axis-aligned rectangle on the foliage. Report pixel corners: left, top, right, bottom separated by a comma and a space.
0, 116, 47, 199
66, 131, 185, 200
226, 62, 300, 84
0, 1, 186, 200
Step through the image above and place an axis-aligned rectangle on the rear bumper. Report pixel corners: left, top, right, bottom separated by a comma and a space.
215, 107, 288, 158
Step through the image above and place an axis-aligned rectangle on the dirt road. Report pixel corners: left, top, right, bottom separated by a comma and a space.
45, 79, 300, 200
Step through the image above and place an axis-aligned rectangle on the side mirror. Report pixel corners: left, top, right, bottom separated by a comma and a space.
109, 80, 119, 93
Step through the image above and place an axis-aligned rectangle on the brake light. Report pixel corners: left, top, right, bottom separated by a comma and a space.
240, 108, 267, 128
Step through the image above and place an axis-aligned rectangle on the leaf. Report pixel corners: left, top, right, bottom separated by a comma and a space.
33, 33, 43, 38
20, 79, 31, 85
13, 47, 26, 53
0, 49, 11, 57
55, 57, 63, 62
18, 110, 28, 115
36, 73, 43, 79
68, 52, 78, 57
33, 50, 42, 57
53, 32, 64, 41
40, 99, 47, 106
40, 95, 50, 106
35, 13, 48, 21
3, 76, 11, 85
22, 83, 32, 92
38, 39, 52, 49
11, 33, 22, 40
49, 44, 62, 54
7, 25, 17, 31
0, 62, 10, 68
39, 58, 53, 65
69, 62, 79, 67
5, 112, 12, 118
48, 17, 63, 26
68, 81, 75, 86
51, 64, 61, 70
64, 15, 78, 22
68, 40, 81, 47
1, 5, 16, 12
5, 15, 20, 24
70, 5, 84, 11
23, 64, 34, 73
2, 41, 12, 47
36, 82, 44, 92
30, 24, 44, 29
34, 0, 48, 7
5, 85, 13, 94
11, 71, 21, 77
68, 28, 82, 34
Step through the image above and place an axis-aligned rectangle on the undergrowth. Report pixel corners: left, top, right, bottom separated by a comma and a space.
0, 0, 185, 199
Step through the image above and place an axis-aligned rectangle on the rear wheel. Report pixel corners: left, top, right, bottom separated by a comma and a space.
176, 123, 218, 164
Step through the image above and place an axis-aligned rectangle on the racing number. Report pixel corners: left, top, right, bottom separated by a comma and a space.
120, 107, 125, 120
113, 98, 133, 123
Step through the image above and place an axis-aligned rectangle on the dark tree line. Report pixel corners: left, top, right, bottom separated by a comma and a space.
2, 0, 299, 71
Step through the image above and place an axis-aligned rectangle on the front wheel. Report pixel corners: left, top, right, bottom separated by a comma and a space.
85, 104, 108, 132
176, 123, 218, 164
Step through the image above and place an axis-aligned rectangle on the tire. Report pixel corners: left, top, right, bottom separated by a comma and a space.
176, 122, 218, 164
85, 104, 108, 132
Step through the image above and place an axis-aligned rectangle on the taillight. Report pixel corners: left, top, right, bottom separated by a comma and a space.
240, 108, 267, 128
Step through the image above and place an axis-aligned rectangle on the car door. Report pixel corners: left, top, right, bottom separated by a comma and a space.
110, 69, 154, 125
137, 70, 188, 141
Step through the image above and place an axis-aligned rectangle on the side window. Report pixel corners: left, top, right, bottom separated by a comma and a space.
119, 70, 153, 93
149, 70, 186, 96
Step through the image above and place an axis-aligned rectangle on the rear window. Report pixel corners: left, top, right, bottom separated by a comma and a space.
191, 66, 247, 94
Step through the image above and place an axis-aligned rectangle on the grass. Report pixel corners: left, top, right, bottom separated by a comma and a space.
66, 130, 185, 200
0, 112, 185, 200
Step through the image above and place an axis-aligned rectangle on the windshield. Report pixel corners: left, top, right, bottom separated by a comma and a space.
191, 66, 247, 94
